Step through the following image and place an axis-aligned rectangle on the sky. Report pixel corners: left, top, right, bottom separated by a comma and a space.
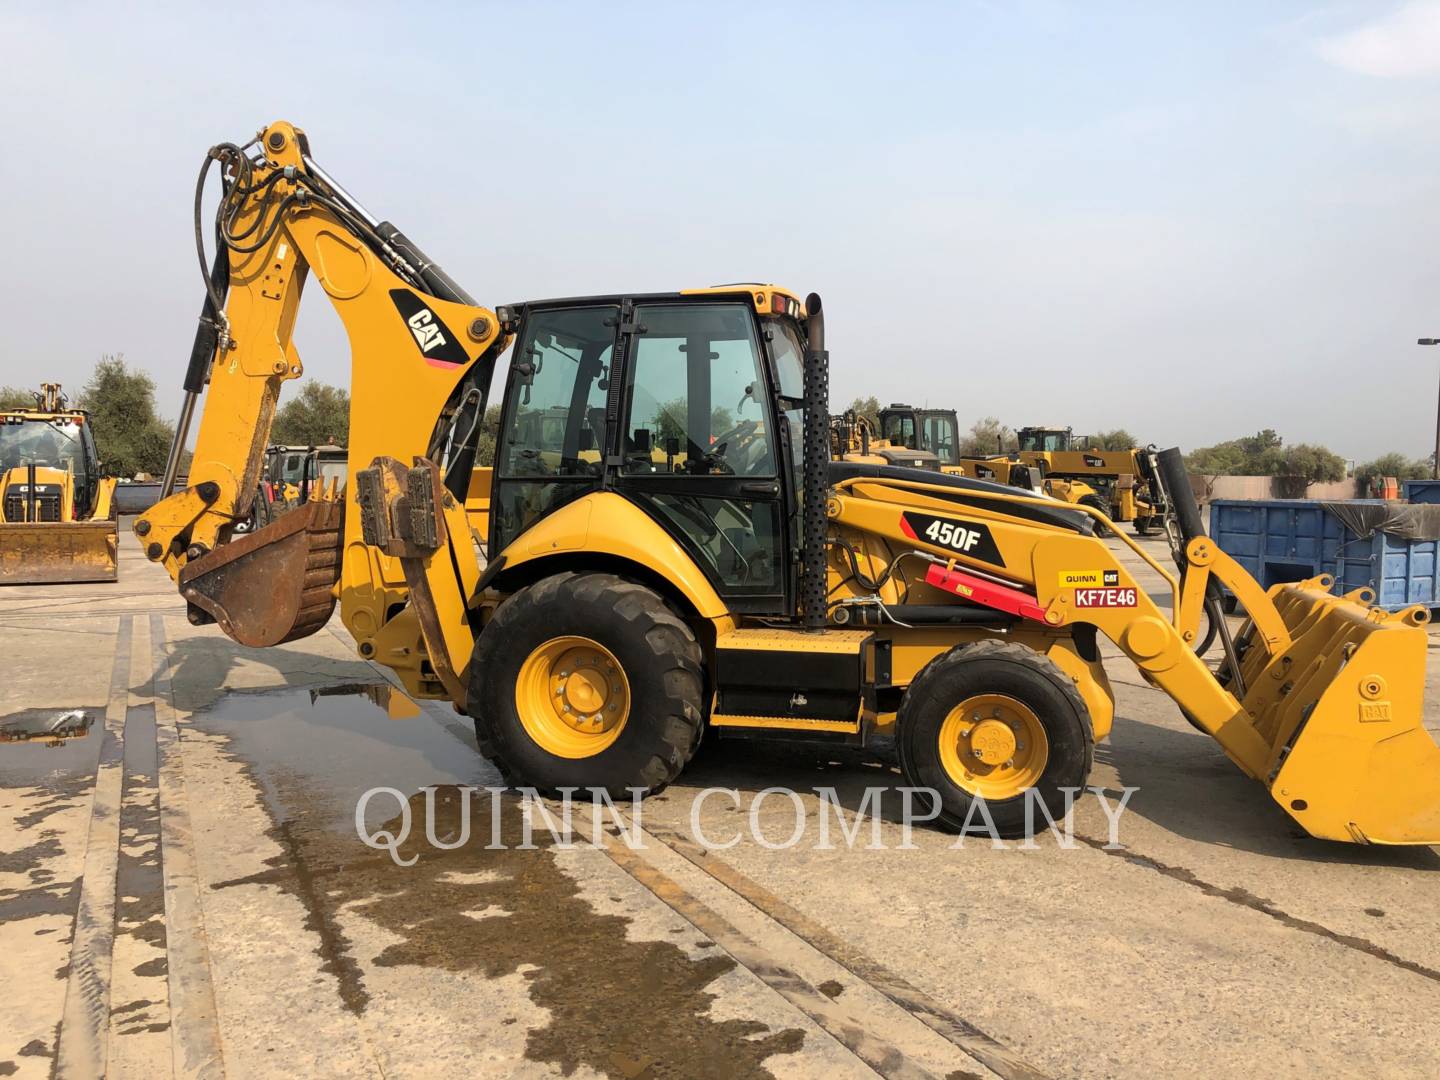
2, 1, 1440, 463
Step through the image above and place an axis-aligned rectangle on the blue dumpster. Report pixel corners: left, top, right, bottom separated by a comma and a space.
1208, 499, 1440, 612
1403, 478, 1440, 504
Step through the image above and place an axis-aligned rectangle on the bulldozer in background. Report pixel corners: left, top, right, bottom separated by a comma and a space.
136, 120, 1440, 844
0, 384, 117, 585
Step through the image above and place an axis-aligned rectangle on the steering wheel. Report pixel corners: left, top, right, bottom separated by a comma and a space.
512, 447, 554, 477
703, 419, 760, 475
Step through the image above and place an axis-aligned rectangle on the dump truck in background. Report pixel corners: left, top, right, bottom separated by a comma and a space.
0, 384, 117, 584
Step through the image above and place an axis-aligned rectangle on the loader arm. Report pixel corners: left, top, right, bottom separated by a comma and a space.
831, 474, 1440, 844
136, 121, 505, 697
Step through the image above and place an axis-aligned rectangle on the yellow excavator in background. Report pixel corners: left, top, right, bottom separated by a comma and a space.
829, 409, 942, 470
136, 121, 1440, 843
0, 384, 117, 584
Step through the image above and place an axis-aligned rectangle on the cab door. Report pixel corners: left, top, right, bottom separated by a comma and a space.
614, 301, 788, 614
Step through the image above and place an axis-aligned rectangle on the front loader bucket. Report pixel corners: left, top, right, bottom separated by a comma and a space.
178, 499, 344, 647
1238, 580, 1440, 844
0, 521, 118, 585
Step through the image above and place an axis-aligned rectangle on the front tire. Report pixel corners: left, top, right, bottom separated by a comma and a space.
897, 640, 1094, 837
470, 572, 703, 796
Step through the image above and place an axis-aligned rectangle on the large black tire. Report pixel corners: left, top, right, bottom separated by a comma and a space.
1078, 493, 1112, 521
897, 640, 1094, 837
470, 572, 703, 796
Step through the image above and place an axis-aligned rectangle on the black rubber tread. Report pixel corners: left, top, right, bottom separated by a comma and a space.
897, 639, 1094, 837
470, 572, 704, 797
1077, 493, 1113, 521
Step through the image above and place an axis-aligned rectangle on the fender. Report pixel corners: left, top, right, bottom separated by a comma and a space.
495, 491, 731, 623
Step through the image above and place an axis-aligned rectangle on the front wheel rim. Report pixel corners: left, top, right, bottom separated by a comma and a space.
937, 693, 1050, 799
515, 635, 631, 759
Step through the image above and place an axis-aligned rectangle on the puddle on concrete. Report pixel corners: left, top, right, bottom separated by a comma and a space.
309, 682, 422, 720
112, 702, 169, 1026
0, 706, 105, 788
0, 704, 105, 934
189, 682, 491, 837
198, 684, 805, 1078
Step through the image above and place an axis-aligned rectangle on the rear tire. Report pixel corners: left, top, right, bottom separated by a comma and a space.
898, 640, 1093, 837
1078, 493, 1112, 521
470, 572, 703, 796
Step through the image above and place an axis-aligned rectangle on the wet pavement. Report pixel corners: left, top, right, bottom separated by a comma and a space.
2, 527, 1440, 1078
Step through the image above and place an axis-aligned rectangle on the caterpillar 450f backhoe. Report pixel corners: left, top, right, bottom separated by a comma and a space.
138, 122, 1440, 843
1, 384, 117, 585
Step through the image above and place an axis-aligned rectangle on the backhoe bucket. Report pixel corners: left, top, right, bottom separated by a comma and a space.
178, 499, 344, 647
1238, 579, 1440, 844
0, 521, 118, 585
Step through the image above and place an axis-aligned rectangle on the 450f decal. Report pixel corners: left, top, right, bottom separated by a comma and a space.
900, 511, 1005, 567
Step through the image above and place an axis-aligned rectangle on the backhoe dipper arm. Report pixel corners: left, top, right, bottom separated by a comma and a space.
137, 121, 505, 697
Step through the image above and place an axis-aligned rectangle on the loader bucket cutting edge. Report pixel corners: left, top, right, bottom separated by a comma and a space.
1240, 580, 1440, 845
0, 521, 118, 585
178, 499, 344, 647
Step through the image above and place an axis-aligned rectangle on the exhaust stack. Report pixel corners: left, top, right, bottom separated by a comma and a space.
801, 293, 829, 630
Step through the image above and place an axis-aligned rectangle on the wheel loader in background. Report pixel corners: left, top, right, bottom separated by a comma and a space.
0, 384, 117, 584
872, 403, 1109, 514
1012, 424, 1167, 535
137, 121, 1440, 843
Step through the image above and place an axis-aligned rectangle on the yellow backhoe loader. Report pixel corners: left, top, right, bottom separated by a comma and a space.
136, 121, 1440, 843
0, 384, 117, 584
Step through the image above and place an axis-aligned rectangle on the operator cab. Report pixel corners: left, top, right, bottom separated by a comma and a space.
0, 412, 100, 521
488, 287, 806, 615
880, 404, 962, 467
1017, 426, 1073, 453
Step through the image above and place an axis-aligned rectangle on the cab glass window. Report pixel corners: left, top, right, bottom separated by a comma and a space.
492, 306, 615, 553
883, 412, 916, 448
624, 304, 774, 478
924, 414, 959, 465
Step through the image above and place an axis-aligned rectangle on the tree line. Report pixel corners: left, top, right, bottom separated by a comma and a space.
1, 363, 1429, 490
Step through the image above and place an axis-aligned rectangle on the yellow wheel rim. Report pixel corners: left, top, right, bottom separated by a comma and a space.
937, 693, 1049, 800
515, 636, 631, 759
